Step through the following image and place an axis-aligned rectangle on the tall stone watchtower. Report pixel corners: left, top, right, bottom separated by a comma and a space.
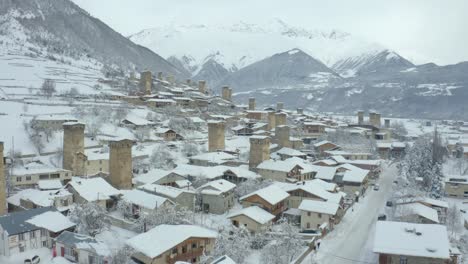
384, 119, 391, 128
248, 98, 256, 111
0, 142, 6, 215
221, 86, 232, 101
357, 110, 364, 125
275, 112, 287, 127
249, 136, 270, 170
198, 80, 207, 94
277, 102, 284, 111
109, 139, 134, 190
140, 71, 152, 95
276, 125, 291, 148
63, 122, 85, 175
267, 112, 276, 131
208, 121, 225, 152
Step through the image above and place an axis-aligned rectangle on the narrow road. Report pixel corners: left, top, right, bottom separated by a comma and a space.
303, 162, 398, 264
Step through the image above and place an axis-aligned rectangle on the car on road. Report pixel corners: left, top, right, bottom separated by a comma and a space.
386, 201, 393, 207
377, 214, 387, 221
373, 184, 380, 191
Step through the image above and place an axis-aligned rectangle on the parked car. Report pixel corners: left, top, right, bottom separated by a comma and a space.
32, 255, 40, 264
386, 201, 393, 207
378, 214, 387, 221
373, 184, 380, 191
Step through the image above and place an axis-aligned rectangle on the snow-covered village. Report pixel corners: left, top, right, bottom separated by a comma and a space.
1, 1, 468, 264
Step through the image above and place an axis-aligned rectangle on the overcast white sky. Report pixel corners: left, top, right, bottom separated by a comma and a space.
72, 0, 468, 65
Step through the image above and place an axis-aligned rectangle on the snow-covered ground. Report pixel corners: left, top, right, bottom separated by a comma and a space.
303, 162, 398, 264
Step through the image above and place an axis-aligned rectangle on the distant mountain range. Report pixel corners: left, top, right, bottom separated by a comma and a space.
130, 20, 468, 120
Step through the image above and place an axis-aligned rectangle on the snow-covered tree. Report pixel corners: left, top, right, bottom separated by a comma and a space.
260, 218, 304, 264
209, 226, 253, 263
136, 205, 192, 232
68, 202, 111, 237
181, 142, 200, 157
235, 179, 273, 198
110, 245, 135, 264
40, 79, 56, 98
391, 121, 408, 140
149, 145, 175, 170
446, 204, 463, 239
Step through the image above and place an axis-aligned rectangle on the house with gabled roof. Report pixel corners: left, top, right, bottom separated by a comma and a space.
240, 185, 290, 221
227, 206, 275, 234
197, 179, 236, 214
55, 231, 111, 263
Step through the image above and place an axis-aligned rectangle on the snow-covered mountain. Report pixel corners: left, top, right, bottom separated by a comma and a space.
0, 0, 183, 77
128, 19, 389, 77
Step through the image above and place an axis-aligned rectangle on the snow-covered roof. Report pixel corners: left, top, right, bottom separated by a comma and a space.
198, 179, 236, 195
7, 189, 71, 208
37, 179, 63, 190
313, 166, 337, 181
138, 184, 195, 199
395, 203, 439, 223
373, 221, 450, 259
133, 169, 172, 185
147, 98, 176, 103
189, 152, 237, 164
26, 211, 75, 233
338, 164, 369, 183
313, 140, 336, 147
257, 159, 302, 172
122, 114, 155, 126
240, 185, 289, 205
273, 181, 336, 202
126, 225, 217, 258
298, 200, 339, 215
121, 189, 173, 209
56, 231, 111, 257
12, 162, 69, 176
227, 206, 275, 224
67, 177, 121, 202
275, 147, 306, 157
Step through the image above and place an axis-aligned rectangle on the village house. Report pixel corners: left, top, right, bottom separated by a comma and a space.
246, 110, 269, 120
273, 181, 344, 209
298, 200, 341, 232
55, 231, 111, 264
335, 164, 370, 196
227, 206, 275, 234
445, 176, 468, 198
120, 189, 175, 218
188, 152, 238, 167
31, 115, 78, 130
231, 125, 254, 136
302, 122, 327, 138
37, 179, 63, 191
138, 184, 196, 210
313, 140, 340, 156
0, 207, 75, 256
256, 159, 306, 182
121, 115, 155, 129
394, 203, 440, 224
274, 147, 307, 160
66, 177, 121, 209
197, 179, 236, 214
126, 224, 217, 264
11, 162, 72, 188
240, 185, 290, 221
7, 189, 73, 213
83, 149, 109, 176
146, 98, 176, 108
324, 150, 372, 160
395, 197, 448, 224
373, 221, 450, 264
155, 128, 183, 141
133, 168, 187, 187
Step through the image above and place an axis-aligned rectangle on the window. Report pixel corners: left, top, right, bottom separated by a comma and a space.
172, 247, 178, 254
192, 243, 197, 249
99, 160, 102, 164
306, 223, 310, 229
88, 255, 95, 264
182, 245, 187, 253
65, 173, 69, 177
41, 229, 47, 237
318, 213, 322, 218
16, 177, 22, 182
307, 212, 311, 217
39, 174, 49, 180
19, 245, 25, 252
400, 256, 408, 264
26, 176, 31, 181
30, 231, 35, 238
42, 241, 47, 247
18, 233, 24, 241
50, 174, 59, 179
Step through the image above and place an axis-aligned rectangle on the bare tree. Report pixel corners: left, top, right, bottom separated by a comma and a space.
446, 204, 463, 239
68, 202, 111, 237
40, 79, 56, 98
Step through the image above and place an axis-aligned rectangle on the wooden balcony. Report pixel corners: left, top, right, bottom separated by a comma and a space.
166, 248, 204, 264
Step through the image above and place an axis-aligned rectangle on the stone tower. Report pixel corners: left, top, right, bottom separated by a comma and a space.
186, 79, 192, 86
267, 112, 276, 131
357, 111, 364, 125
0, 142, 6, 215
297, 108, 304, 115
221, 86, 232, 101
63, 122, 85, 175
198, 80, 207, 94
109, 139, 134, 190
140, 71, 152, 95
275, 112, 287, 127
375, 113, 382, 128
249, 136, 270, 170
157, 72, 163, 80
385, 119, 391, 128
277, 102, 284, 111
276, 125, 291, 148
248, 98, 256, 111
208, 121, 225, 152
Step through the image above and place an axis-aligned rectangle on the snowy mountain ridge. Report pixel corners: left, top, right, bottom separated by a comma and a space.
128, 19, 390, 76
